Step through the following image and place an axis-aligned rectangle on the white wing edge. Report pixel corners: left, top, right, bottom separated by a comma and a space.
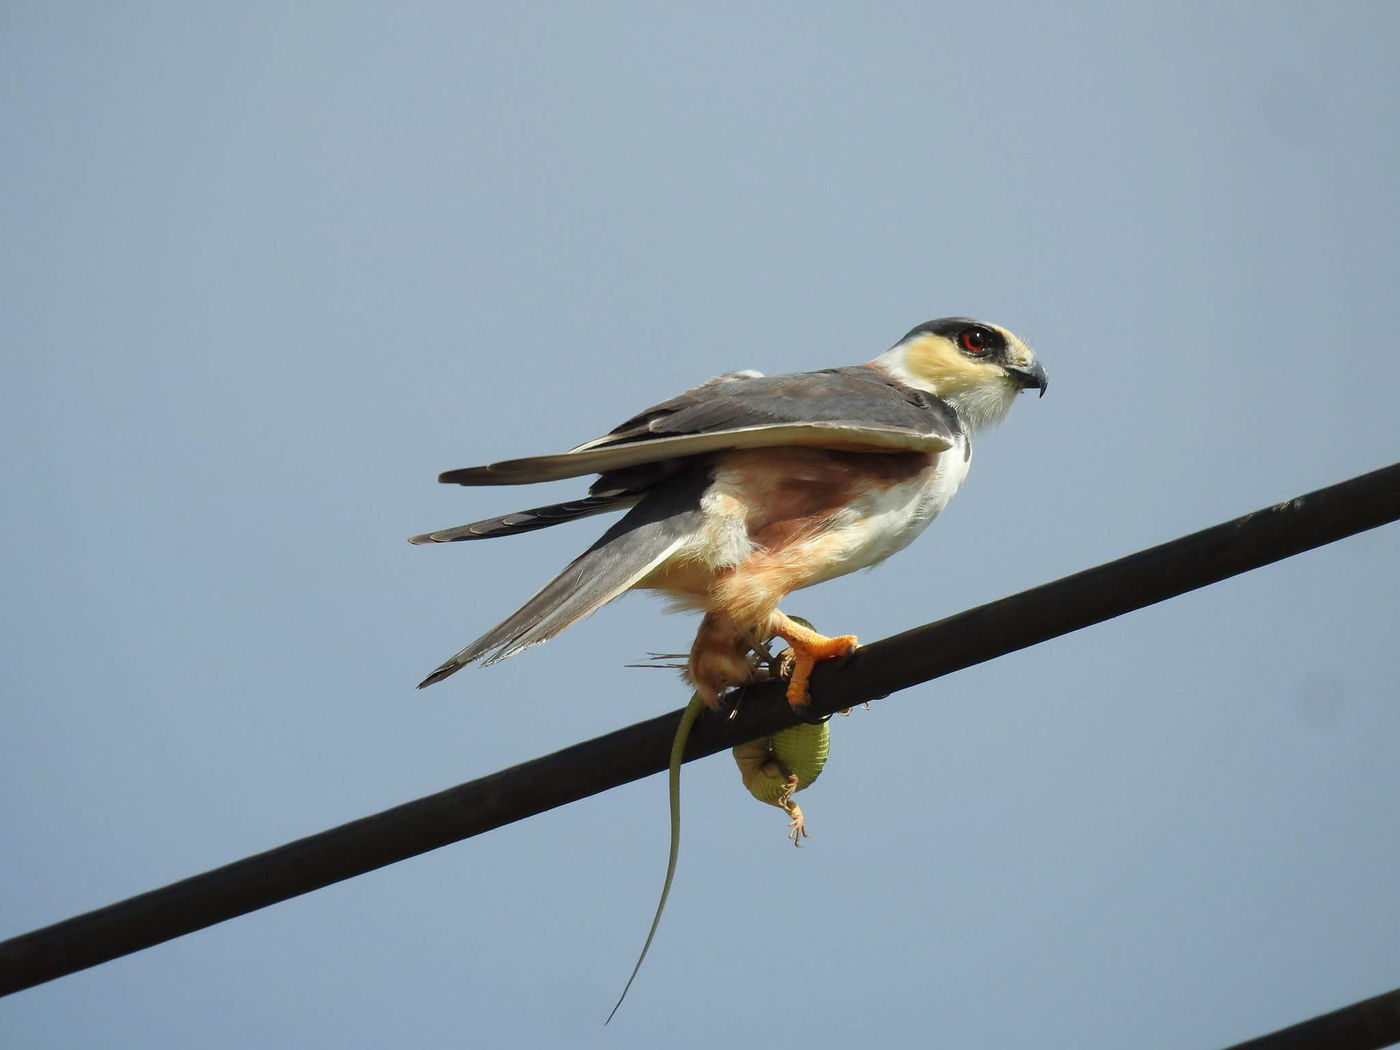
441, 422, 954, 487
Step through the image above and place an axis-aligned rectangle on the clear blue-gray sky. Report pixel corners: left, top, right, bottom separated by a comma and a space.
3, 5, 1398, 1047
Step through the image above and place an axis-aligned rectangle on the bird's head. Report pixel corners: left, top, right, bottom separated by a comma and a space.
873, 317, 1047, 432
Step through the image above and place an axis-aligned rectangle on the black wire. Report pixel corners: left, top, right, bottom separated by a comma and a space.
2, 461, 1398, 1003
1220, 985, 1400, 1050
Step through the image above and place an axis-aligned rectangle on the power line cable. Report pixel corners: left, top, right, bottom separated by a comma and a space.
1, 461, 1397, 1000
1220, 984, 1400, 1050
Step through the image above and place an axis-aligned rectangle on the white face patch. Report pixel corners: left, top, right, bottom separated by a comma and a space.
940, 376, 1021, 431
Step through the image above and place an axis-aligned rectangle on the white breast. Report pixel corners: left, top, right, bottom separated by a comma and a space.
798, 438, 972, 588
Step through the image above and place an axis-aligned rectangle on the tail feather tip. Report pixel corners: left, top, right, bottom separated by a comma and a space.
417, 661, 464, 688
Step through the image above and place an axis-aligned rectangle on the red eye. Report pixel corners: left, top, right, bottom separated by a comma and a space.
959, 328, 988, 354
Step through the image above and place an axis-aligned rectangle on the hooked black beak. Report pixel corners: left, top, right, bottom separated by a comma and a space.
1006, 360, 1048, 397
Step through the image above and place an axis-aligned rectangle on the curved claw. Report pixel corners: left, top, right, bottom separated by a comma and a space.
712, 687, 743, 721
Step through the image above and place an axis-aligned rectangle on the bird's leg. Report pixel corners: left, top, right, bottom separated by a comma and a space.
767, 610, 858, 708
686, 611, 760, 711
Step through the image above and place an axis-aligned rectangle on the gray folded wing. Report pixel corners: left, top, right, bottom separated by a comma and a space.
438, 366, 959, 487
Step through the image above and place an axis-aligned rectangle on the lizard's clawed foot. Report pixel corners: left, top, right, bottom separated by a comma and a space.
783, 797, 809, 846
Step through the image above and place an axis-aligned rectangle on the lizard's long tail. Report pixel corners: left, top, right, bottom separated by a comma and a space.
606, 691, 706, 1025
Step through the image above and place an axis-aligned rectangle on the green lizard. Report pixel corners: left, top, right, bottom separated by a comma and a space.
607, 641, 831, 1023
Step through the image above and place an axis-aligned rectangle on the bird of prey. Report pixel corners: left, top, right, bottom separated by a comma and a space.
412, 317, 1047, 709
